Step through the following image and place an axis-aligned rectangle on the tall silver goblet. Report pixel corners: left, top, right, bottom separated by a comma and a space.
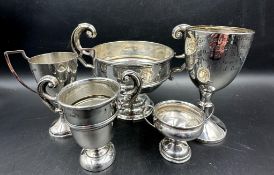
172, 24, 254, 143
4, 50, 78, 138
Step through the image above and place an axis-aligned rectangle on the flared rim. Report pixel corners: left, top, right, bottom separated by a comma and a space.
92, 40, 175, 65
29, 52, 77, 65
153, 100, 205, 130
188, 25, 255, 35
57, 77, 120, 110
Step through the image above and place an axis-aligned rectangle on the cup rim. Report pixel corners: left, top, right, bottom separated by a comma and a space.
92, 40, 175, 65
57, 77, 120, 110
28, 52, 77, 65
153, 100, 206, 130
188, 25, 255, 35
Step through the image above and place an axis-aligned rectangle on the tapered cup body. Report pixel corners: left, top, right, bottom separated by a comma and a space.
184, 26, 254, 91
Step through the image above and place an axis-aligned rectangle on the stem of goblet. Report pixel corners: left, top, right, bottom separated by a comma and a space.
198, 86, 214, 119
58, 111, 66, 122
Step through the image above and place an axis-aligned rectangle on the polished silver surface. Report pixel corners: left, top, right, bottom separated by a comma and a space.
159, 138, 191, 164
37, 77, 120, 172
71, 23, 185, 120
145, 100, 208, 163
4, 50, 78, 138
80, 143, 115, 172
118, 94, 154, 120
173, 24, 254, 143
49, 112, 71, 137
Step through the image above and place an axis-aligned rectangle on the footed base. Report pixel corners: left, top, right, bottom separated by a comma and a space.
80, 142, 115, 172
118, 94, 154, 121
159, 138, 191, 163
196, 115, 227, 144
49, 115, 72, 138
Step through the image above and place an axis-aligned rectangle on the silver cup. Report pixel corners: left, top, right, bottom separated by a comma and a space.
4, 50, 78, 138
172, 24, 255, 143
37, 76, 122, 172
145, 100, 212, 163
70, 23, 186, 121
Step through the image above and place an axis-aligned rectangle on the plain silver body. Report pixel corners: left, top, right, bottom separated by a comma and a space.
146, 100, 206, 163
4, 50, 78, 138
172, 24, 255, 143
37, 77, 120, 172
70, 23, 186, 120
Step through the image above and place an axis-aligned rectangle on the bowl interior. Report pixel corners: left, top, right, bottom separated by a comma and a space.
93, 41, 174, 64
58, 78, 119, 109
154, 101, 204, 129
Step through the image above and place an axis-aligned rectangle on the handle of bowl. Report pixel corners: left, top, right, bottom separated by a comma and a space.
4, 50, 37, 93
37, 75, 60, 113
71, 23, 97, 70
169, 63, 186, 80
121, 70, 142, 106
169, 24, 191, 80
143, 105, 155, 128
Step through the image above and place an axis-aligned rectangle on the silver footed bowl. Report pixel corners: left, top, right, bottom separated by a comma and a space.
172, 24, 255, 143
4, 50, 78, 138
145, 100, 209, 163
37, 77, 121, 172
71, 23, 186, 121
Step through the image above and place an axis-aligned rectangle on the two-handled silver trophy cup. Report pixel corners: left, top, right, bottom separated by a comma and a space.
4, 51, 78, 138
172, 24, 254, 143
34, 62, 140, 171
70, 23, 186, 121
37, 76, 123, 172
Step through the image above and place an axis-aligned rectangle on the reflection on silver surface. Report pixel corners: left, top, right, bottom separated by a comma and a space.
145, 100, 206, 163
71, 23, 185, 120
173, 24, 254, 143
4, 50, 78, 138
37, 77, 120, 172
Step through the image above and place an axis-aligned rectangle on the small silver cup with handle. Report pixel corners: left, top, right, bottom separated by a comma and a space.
145, 100, 213, 163
4, 50, 78, 138
37, 72, 138, 172
172, 24, 255, 143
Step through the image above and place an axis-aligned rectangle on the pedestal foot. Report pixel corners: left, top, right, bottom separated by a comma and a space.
159, 138, 191, 163
196, 115, 227, 144
80, 142, 115, 172
49, 115, 72, 138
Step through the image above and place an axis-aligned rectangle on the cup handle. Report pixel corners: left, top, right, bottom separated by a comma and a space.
71, 23, 97, 70
4, 50, 37, 93
37, 75, 60, 113
169, 63, 186, 80
169, 24, 192, 80
121, 70, 142, 106
143, 105, 155, 128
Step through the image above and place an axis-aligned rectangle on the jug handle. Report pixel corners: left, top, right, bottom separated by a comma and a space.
71, 23, 97, 70
120, 70, 142, 106
4, 50, 37, 93
37, 75, 60, 113
169, 24, 191, 80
